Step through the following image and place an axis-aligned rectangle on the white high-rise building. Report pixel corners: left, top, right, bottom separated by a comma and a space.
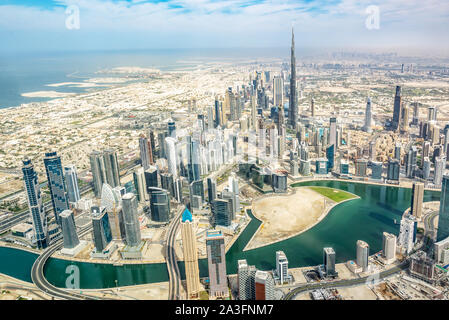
165, 137, 178, 178
364, 97, 373, 133
275, 251, 289, 284
238, 259, 257, 300
356, 240, 370, 272
133, 167, 147, 203
434, 156, 446, 186
398, 214, 417, 254
382, 232, 397, 263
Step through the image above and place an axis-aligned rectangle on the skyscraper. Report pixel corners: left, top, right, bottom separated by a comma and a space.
44, 151, 69, 225
211, 199, 232, 227
255, 270, 275, 300
323, 247, 336, 276
364, 97, 373, 133
356, 240, 369, 272
387, 158, 400, 181
288, 28, 297, 129
165, 137, 178, 178
238, 259, 257, 300
207, 177, 217, 204
329, 117, 337, 148
122, 193, 141, 247
382, 232, 397, 263
434, 156, 446, 186
103, 149, 121, 187
148, 187, 171, 222
60, 209, 80, 249
22, 158, 48, 249
273, 76, 284, 107
411, 182, 424, 219
133, 167, 147, 203
187, 136, 201, 183
89, 149, 121, 198
392, 85, 402, 131
180, 208, 200, 299
206, 230, 228, 299
139, 133, 154, 170
406, 146, 417, 178
275, 251, 289, 284
64, 165, 80, 204
91, 206, 112, 253
398, 214, 417, 253
437, 175, 449, 242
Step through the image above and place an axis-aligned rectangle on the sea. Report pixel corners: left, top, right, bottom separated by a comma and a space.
0, 48, 292, 109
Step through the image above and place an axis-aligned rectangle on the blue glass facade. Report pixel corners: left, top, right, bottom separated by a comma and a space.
44, 152, 69, 225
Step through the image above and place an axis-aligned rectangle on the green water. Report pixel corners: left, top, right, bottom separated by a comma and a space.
0, 180, 441, 289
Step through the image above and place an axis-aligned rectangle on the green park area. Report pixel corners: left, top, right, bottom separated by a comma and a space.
308, 186, 357, 203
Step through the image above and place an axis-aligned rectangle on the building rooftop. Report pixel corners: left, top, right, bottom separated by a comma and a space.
181, 207, 193, 223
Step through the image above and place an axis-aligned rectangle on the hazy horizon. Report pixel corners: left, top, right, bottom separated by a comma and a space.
1, 0, 449, 55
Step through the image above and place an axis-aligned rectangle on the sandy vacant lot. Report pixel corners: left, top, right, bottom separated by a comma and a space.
245, 187, 333, 251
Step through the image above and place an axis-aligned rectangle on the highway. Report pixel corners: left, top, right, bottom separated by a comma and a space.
31, 226, 102, 300
283, 261, 409, 300
166, 208, 184, 300
0, 160, 140, 235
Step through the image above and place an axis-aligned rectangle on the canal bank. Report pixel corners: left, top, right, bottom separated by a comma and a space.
0, 180, 442, 289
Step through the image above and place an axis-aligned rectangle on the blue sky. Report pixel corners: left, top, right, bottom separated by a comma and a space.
0, 0, 448, 53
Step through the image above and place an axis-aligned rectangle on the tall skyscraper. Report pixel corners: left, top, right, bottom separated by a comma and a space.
122, 193, 141, 247
89, 149, 121, 198
434, 156, 446, 186
411, 182, 424, 219
392, 85, 402, 131
187, 136, 201, 183
22, 158, 48, 249
275, 251, 289, 284
323, 247, 336, 276
133, 167, 147, 203
238, 259, 257, 300
139, 133, 154, 170
211, 199, 232, 227
398, 214, 417, 253
437, 175, 449, 242
180, 208, 200, 299
356, 240, 369, 272
406, 146, 417, 178
255, 270, 275, 300
103, 149, 120, 187
288, 28, 297, 128
364, 97, 373, 133
206, 230, 228, 299
387, 158, 400, 181
44, 151, 69, 225
60, 210, 80, 249
207, 177, 217, 204
148, 187, 171, 222
273, 76, 284, 107
329, 117, 337, 148
165, 137, 178, 178
168, 119, 176, 137
382, 232, 397, 263
91, 206, 112, 253
310, 98, 315, 117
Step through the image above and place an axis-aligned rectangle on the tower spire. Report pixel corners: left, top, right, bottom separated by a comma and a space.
289, 26, 297, 129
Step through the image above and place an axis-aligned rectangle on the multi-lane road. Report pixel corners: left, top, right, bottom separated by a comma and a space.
283, 261, 410, 300
30, 226, 103, 300
166, 208, 184, 300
